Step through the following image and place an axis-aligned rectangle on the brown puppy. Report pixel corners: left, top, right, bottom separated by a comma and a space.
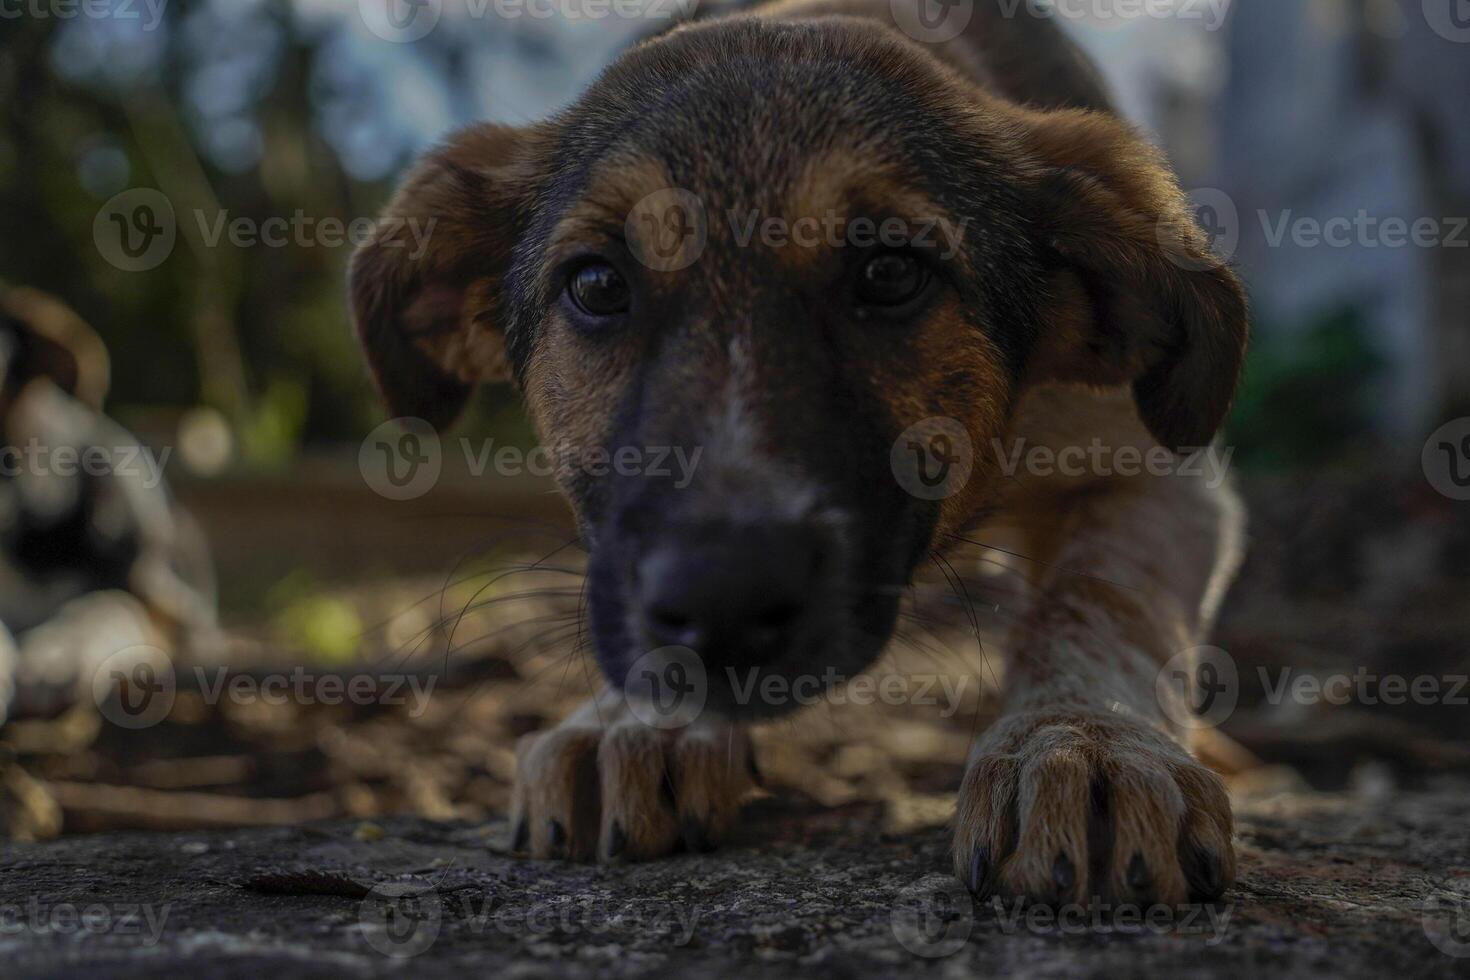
351, 0, 1247, 906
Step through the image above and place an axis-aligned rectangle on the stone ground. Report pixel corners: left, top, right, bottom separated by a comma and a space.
4, 779, 1470, 978
1, 470, 1467, 977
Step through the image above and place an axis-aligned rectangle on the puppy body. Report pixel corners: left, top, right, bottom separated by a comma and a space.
352, 0, 1247, 903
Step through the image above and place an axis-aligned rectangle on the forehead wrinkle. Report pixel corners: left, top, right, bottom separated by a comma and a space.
785, 146, 901, 222
545, 206, 625, 268
546, 150, 673, 260
762, 149, 973, 275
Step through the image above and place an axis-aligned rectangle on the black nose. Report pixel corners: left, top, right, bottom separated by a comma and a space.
638, 524, 820, 663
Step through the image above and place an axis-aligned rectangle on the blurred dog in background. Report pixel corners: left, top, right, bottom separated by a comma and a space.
0, 286, 215, 731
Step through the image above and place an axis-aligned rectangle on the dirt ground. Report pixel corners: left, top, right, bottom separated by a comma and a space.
1, 467, 1467, 975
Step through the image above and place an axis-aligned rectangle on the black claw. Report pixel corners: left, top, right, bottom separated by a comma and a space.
681, 817, 714, 853
1184, 846, 1225, 900
512, 818, 529, 852
547, 819, 567, 852
967, 847, 992, 897
1127, 853, 1151, 893
1052, 852, 1076, 894
607, 821, 627, 859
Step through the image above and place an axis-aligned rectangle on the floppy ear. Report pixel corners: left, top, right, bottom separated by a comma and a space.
1013, 108, 1249, 451
350, 123, 543, 430
1, 286, 111, 410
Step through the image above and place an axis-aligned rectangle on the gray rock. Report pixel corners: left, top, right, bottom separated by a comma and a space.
2, 783, 1467, 978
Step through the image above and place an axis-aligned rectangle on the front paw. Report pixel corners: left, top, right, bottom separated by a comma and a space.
510, 695, 756, 862
953, 710, 1234, 905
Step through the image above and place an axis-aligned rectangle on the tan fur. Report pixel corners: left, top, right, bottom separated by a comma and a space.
945, 384, 1242, 902
510, 690, 756, 861
354, 0, 1249, 903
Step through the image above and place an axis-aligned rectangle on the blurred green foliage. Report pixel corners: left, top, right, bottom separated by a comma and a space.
266, 569, 364, 664
1226, 306, 1385, 470
0, 2, 536, 461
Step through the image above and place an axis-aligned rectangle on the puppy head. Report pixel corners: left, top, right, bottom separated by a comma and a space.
350, 17, 1246, 716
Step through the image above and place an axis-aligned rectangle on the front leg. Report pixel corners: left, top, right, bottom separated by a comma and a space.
954, 461, 1243, 905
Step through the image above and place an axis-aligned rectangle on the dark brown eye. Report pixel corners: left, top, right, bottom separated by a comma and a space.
569, 262, 630, 317
856, 251, 929, 307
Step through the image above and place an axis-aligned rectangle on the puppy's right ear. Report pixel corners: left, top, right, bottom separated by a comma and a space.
350, 123, 543, 430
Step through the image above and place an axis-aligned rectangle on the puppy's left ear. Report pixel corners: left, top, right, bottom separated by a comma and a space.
1012, 108, 1249, 451
350, 123, 544, 430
